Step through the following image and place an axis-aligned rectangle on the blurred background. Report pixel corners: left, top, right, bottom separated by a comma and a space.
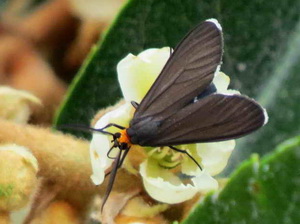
0, 0, 124, 124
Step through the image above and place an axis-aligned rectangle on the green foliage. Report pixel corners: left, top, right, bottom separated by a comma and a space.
55, 0, 300, 169
181, 136, 300, 224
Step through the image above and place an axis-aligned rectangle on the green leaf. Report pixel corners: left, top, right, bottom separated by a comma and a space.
223, 0, 300, 172
181, 136, 300, 224
55, 0, 300, 168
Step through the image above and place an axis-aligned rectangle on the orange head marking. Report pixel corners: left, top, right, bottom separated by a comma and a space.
118, 129, 132, 146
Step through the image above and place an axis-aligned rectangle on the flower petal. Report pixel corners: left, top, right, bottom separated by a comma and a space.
213, 72, 230, 93
117, 48, 171, 103
0, 144, 38, 172
196, 140, 235, 176
140, 159, 218, 204
90, 103, 133, 185
192, 170, 218, 192
224, 89, 241, 95
90, 137, 110, 185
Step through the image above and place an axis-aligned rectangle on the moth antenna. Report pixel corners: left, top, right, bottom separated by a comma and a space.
105, 147, 131, 177
101, 149, 122, 212
131, 101, 139, 109
57, 124, 114, 136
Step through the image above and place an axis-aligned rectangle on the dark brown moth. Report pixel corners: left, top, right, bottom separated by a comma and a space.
61, 19, 268, 210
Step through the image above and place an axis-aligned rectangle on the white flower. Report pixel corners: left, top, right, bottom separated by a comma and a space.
117, 47, 171, 103
90, 103, 134, 185
90, 47, 236, 203
140, 158, 218, 203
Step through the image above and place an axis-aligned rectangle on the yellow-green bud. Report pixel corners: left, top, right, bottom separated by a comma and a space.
0, 144, 38, 211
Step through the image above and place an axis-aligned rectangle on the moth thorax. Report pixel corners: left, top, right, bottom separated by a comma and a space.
118, 129, 132, 146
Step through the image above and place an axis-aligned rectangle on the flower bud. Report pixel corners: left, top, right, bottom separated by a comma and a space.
31, 201, 80, 224
0, 144, 38, 211
0, 86, 41, 123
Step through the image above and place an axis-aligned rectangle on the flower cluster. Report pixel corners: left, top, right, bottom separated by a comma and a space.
90, 47, 236, 203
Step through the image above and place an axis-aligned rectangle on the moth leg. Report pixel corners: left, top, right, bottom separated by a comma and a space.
118, 146, 130, 167
107, 144, 117, 159
105, 147, 130, 177
131, 101, 139, 109
169, 146, 202, 171
101, 149, 122, 212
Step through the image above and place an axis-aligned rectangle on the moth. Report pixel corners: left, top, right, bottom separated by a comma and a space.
63, 19, 267, 210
